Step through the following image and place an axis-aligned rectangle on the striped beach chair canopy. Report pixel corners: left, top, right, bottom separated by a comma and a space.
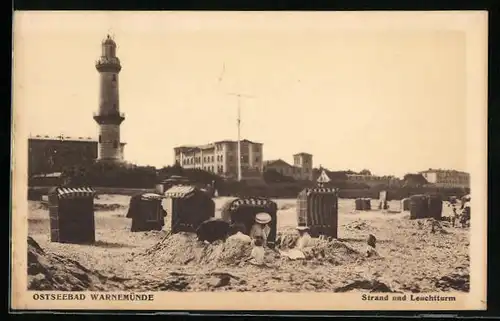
54, 187, 96, 199
140, 193, 164, 201
301, 187, 338, 196
227, 197, 277, 212
164, 185, 197, 199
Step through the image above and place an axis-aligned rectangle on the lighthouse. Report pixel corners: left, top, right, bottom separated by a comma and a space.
93, 34, 125, 163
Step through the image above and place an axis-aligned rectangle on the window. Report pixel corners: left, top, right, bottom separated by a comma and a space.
112, 74, 117, 82
113, 141, 118, 149
211, 156, 214, 162
255, 156, 260, 163
98, 135, 102, 143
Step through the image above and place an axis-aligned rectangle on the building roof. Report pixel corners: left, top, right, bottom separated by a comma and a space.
30, 134, 95, 142
293, 152, 312, 157
263, 159, 294, 168
215, 139, 262, 145
29, 134, 126, 145
174, 139, 262, 151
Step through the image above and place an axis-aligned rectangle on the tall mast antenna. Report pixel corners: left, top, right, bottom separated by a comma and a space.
227, 92, 255, 182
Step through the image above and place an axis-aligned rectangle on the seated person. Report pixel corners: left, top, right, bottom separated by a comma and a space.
196, 218, 230, 243
249, 212, 273, 264
249, 212, 272, 248
295, 226, 313, 250
366, 234, 378, 257
460, 201, 471, 227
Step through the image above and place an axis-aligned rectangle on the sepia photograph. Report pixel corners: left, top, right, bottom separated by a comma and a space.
11, 11, 487, 311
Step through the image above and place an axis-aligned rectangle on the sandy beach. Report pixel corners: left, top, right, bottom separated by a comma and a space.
26, 195, 470, 293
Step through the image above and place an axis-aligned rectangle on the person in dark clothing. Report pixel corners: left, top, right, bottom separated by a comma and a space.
196, 218, 230, 243
229, 222, 247, 236
460, 201, 471, 227
366, 234, 378, 257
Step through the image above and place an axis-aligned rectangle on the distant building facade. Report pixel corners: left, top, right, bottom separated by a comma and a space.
173, 139, 263, 180
419, 168, 470, 188
28, 134, 125, 176
316, 169, 402, 187
346, 174, 402, 187
263, 152, 314, 181
293, 153, 313, 180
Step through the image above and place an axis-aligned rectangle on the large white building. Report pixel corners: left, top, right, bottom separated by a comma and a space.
419, 168, 470, 188
173, 139, 263, 180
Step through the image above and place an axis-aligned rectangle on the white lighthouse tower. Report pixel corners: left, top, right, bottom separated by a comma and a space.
93, 34, 125, 163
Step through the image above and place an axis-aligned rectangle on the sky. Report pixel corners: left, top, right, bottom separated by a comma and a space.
13, 12, 469, 178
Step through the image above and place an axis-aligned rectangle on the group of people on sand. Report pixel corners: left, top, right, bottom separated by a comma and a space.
223, 212, 314, 265
197, 211, 384, 264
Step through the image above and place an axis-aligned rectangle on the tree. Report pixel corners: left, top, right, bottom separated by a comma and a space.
61, 162, 158, 188
359, 169, 372, 176
325, 170, 349, 181
403, 173, 428, 187
263, 169, 295, 183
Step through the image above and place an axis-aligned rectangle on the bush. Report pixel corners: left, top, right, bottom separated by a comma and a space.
61, 162, 227, 189
263, 169, 295, 183
157, 166, 225, 189
62, 163, 157, 189
217, 180, 312, 198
